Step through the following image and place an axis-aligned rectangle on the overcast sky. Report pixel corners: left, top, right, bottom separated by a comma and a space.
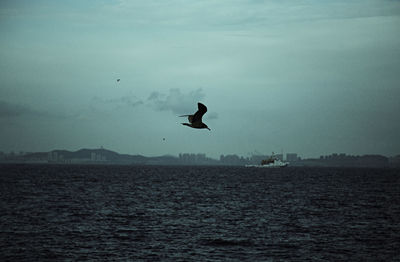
1, 0, 399, 158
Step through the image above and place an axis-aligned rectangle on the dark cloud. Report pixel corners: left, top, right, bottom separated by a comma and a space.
147, 88, 205, 114
92, 94, 143, 108
0, 100, 44, 118
0, 100, 86, 120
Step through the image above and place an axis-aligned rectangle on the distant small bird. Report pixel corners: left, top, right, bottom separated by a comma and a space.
180, 102, 210, 130
163, 138, 166, 141
117, 79, 120, 82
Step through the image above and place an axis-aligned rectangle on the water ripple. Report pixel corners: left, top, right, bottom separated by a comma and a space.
0, 165, 399, 261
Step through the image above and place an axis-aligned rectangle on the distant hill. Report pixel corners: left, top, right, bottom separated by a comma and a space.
23, 148, 148, 163
21, 148, 181, 165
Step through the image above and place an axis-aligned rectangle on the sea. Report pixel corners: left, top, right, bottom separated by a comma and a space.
0, 164, 399, 261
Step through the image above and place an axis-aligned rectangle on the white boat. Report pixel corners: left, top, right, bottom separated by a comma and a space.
245, 156, 288, 168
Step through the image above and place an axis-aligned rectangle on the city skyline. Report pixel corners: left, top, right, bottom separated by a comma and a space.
1, 146, 398, 160
1, 147, 397, 168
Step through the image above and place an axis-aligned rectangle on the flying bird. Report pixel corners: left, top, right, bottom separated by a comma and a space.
117, 79, 120, 82
180, 102, 210, 130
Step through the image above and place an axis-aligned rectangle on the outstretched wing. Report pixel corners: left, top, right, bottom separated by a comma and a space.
192, 103, 207, 123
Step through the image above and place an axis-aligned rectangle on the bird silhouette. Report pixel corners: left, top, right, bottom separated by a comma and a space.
180, 102, 210, 130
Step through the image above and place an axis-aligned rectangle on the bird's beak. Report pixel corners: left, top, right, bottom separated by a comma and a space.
207, 127, 211, 131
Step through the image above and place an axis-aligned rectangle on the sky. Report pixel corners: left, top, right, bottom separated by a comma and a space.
1, 0, 400, 159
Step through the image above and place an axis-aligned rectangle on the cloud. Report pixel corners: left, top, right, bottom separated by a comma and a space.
0, 100, 84, 122
91, 93, 143, 109
0, 100, 29, 117
108, 0, 400, 30
72, 93, 145, 121
0, 100, 50, 118
147, 88, 205, 114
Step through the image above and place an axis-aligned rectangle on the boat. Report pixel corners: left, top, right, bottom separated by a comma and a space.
245, 155, 288, 168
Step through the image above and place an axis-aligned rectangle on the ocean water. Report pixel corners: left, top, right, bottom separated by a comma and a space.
0, 164, 399, 261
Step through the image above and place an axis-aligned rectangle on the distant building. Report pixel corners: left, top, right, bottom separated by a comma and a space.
48, 151, 58, 162
179, 153, 197, 164
46, 151, 65, 162
196, 153, 206, 162
89, 152, 106, 162
219, 154, 248, 165
286, 153, 298, 162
